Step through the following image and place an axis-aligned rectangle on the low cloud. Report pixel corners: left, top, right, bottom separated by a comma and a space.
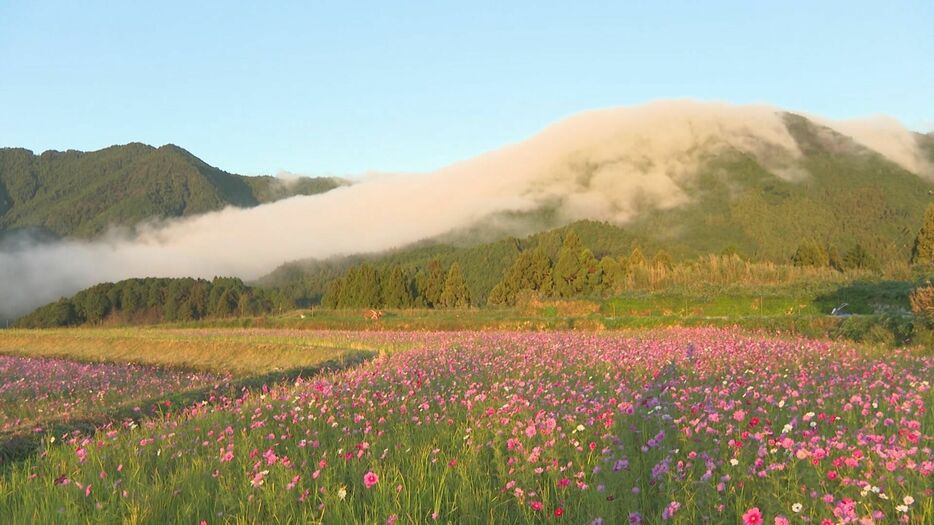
1, 100, 929, 319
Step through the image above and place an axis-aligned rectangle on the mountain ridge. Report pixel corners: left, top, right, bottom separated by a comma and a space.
0, 143, 345, 239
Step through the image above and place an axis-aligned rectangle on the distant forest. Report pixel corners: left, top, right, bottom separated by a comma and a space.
16, 277, 290, 328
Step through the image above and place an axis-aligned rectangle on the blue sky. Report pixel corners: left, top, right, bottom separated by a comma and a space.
1, 1, 931, 176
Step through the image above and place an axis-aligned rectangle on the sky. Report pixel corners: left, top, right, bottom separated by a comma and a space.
1, 1, 932, 176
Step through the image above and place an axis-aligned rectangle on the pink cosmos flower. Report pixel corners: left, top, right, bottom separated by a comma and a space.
742, 507, 762, 525
363, 471, 379, 489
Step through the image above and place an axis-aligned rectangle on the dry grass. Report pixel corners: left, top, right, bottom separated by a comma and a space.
0, 328, 389, 375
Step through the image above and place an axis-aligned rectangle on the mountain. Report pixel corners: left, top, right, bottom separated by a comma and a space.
259, 112, 934, 305
0, 143, 345, 239
607, 114, 933, 261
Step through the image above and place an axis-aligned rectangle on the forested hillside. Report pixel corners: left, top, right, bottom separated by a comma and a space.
260, 115, 934, 306
0, 143, 344, 238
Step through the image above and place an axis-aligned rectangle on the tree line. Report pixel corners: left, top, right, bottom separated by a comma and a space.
791, 203, 934, 270
308, 202, 934, 310
16, 277, 289, 328
321, 260, 471, 309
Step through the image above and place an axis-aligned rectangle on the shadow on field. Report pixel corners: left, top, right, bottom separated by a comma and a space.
813, 280, 914, 315
0, 350, 375, 468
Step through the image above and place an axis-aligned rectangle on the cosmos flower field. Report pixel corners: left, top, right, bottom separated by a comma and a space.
0, 355, 223, 436
0, 329, 931, 524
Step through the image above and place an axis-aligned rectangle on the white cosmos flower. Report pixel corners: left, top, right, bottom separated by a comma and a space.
791, 503, 803, 513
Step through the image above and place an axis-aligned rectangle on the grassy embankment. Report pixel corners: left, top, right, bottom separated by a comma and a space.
150, 279, 930, 347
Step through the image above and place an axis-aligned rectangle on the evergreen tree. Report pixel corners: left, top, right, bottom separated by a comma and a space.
177, 301, 195, 322
553, 237, 584, 298
529, 248, 555, 296
48, 299, 79, 326
487, 248, 554, 306
321, 277, 343, 308
598, 256, 624, 294
213, 289, 238, 317
574, 248, 600, 295
188, 281, 209, 319
340, 264, 381, 308
238, 292, 260, 317
562, 230, 584, 253
381, 265, 412, 308
439, 263, 470, 308
120, 281, 144, 313
423, 259, 446, 307
792, 239, 829, 267
911, 203, 934, 265
77, 283, 113, 324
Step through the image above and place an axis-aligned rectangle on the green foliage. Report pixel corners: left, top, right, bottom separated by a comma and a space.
439, 263, 471, 308
792, 239, 830, 267
911, 203, 934, 265
0, 144, 343, 238
380, 265, 413, 308
420, 259, 446, 308
910, 282, 934, 327
827, 245, 844, 272
488, 248, 553, 306
552, 234, 583, 298
832, 315, 915, 346
598, 256, 624, 294
843, 244, 878, 271
16, 277, 286, 327
337, 264, 382, 308
323, 259, 474, 310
